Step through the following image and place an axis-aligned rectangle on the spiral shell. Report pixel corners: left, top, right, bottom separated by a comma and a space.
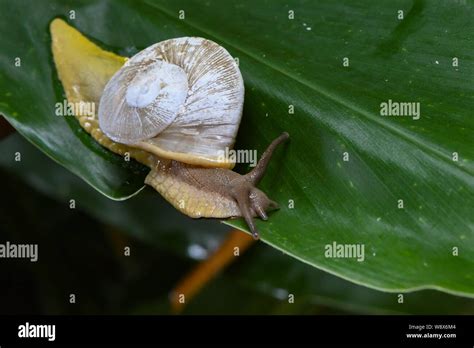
98, 37, 244, 168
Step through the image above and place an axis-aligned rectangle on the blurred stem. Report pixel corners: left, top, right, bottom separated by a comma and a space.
170, 229, 255, 313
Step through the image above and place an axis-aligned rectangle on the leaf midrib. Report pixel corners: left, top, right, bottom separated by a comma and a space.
142, 0, 472, 179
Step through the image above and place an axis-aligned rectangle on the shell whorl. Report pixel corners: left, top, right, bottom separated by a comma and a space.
98, 37, 244, 168
99, 58, 189, 143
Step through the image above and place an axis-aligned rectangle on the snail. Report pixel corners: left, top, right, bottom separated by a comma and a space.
50, 19, 288, 239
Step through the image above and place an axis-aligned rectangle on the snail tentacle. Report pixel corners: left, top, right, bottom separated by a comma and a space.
246, 132, 290, 185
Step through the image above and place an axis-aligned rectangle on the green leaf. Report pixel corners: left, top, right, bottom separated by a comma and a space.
0, 0, 473, 296
3, 133, 474, 314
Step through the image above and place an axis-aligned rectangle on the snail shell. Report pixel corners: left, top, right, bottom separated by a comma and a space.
98, 37, 244, 168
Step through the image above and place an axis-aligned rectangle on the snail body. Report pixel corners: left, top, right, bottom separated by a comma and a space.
50, 19, 288, 239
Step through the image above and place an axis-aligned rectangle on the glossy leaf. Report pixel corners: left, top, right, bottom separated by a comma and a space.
2, 133, 474, 314
0, 0, 473, 296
